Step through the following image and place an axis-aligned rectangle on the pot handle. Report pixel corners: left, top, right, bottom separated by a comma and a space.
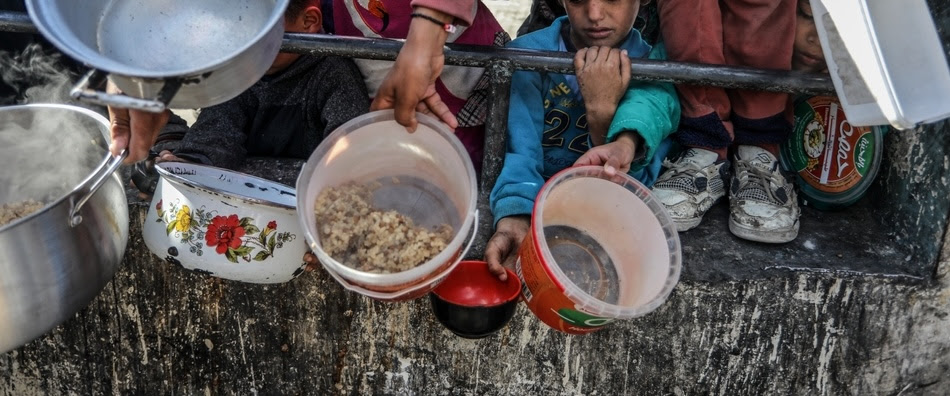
69, 149, 128, 227
70, 69, 182, 114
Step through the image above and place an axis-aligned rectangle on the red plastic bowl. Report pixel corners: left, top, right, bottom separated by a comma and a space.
430, 260, 521, 338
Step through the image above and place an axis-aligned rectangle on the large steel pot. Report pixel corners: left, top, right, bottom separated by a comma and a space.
25, 0, 290, 112
0, 104, 129, 353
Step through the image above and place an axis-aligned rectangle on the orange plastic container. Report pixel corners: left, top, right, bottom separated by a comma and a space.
516, 166, 681, 334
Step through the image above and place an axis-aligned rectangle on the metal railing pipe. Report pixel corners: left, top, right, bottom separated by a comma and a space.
284, 33, 835, 95
0, 11, 835, 95
0, 10, 35, 33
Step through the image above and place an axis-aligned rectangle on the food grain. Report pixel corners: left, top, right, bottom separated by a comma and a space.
314, 182, 452, 273
0, 199, 45, 226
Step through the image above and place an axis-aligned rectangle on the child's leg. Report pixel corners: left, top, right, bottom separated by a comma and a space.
722, 0, 797, 153
721, 0, 800, 243
658, 0, 732, 159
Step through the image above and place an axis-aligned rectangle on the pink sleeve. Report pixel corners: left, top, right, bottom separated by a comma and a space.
410, 0, 477, 26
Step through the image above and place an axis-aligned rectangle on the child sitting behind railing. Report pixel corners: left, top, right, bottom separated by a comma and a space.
650, 0, 800, 244
145, 0, 368, 171
484, 0, 680, 280
792, 0, 827, 74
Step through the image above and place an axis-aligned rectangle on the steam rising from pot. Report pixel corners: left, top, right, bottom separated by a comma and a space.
0, 44, 110, 207
0, 44, 73, 105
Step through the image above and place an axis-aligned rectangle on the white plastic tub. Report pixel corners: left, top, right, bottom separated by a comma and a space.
813, 0, 950, 130
296, 110, 479, 302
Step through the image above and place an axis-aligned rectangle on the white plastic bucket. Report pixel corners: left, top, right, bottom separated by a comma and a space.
296, 110, 478, 301
813, 0, 950, 130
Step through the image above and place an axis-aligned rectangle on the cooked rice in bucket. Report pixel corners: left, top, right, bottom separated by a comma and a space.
314, 181, 452, 273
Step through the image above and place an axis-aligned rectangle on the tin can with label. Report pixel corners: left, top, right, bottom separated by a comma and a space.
780, 95, 885, 210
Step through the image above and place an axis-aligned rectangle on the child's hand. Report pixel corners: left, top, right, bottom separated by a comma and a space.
484, 216, 531, 282
303, 251, 320, 272
155, 150, 185, 163
574, 132, 639, 176
574, 47, 631, 146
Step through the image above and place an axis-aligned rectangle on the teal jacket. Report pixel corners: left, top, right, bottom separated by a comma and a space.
490, 16, 680, 225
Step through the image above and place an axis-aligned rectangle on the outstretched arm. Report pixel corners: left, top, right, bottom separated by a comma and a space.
605, 43, 681, 173
370, 6, 457, 131
486, 64, 547, 280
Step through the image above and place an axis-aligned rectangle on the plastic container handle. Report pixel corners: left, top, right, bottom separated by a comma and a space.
70, 69, 180, 114
69, 149, 127, 227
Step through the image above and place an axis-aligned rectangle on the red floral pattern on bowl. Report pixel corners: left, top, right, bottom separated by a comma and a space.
144, 162, 308, 283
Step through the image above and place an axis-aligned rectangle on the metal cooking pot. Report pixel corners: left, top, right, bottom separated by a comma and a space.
0, 104, 129, 353
25, 0, 290, 112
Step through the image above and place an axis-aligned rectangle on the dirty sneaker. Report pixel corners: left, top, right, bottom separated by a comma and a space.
729, 145, 801, 243
652, 148, 729, 232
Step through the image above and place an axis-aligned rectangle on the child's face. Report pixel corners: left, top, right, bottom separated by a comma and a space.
792, 0, 827, 73
564, 0, 641, 49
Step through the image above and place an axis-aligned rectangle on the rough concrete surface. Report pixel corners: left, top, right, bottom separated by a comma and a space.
1, 240, 948, 395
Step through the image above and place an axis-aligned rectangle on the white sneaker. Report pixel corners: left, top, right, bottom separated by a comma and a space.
652, 148, 729, 232
729, 145, 801, 243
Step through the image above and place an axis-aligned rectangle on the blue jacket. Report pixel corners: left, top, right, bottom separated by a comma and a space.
490, 17, 680, 225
